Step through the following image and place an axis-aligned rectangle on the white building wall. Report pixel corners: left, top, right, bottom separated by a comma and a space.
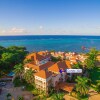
51, 72, 66, 87
34, 75, 52, 89
52, 74, 61, 87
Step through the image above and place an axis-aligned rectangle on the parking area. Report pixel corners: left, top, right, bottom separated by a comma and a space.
0, 81, 33, 100
0, 81, 14, 100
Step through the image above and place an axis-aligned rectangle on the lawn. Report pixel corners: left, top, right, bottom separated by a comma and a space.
90, 67, 100, 84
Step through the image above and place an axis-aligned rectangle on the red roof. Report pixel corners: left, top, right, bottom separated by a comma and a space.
25, 61, 54, 71
26, 53, 46, 61
48, 60, 72, 73
55, 82, 75, 92
34, 70, 52, 79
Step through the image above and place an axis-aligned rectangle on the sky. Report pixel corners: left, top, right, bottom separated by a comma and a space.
0, 0, 100, 36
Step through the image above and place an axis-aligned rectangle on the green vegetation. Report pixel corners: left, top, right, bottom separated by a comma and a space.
23, 69, 35, 85
72, 62, 82, 69
51, 56, 62, 62
0, 46, 28, 74
75, 76, 90, 96
13, 77, 25, 87
51, 93, 65, 100
77, 93, 88, 100
50, 50, 55, 52
89, 67, 100, 84
1, 46, 100, 99
85, 48, 98, 69
17, 96, 24, 100
94, 80, 100, 93
13, 63, 24, 80
73, 48, 100, 99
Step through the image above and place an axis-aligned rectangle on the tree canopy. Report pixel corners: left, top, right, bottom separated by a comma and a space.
85, 48, 98, 69
0, 46, 28, 73
75, 76, 90, 96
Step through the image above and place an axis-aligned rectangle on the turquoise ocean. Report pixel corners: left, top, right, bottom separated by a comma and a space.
0, 35, 100, 52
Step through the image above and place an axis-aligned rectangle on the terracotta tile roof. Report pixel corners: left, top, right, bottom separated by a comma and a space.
65, 60, 72, 68
60, 83, 75, 92
39, 61, 54, 70
24, 62, 40, 71
26, 53, 46, 61
34, 70, 52, 79
38, 51, 51, 59
38, 51, 46, 55
70, 57, 77, 60
24, 61, 54, 71
55, 82, 75, 92
48, 60, 72, 73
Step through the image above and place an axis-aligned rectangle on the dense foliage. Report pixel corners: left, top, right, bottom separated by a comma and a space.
0, 46, 28, 73
75, 76, 90, 96
23, 69, 35, 85
85, 48, 98, 69
51, 56, 62, 62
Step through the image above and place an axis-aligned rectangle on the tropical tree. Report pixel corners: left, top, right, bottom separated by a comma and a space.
40, 90, 47, 100
51, 56, 61, 62
0, 45, 28, 77
13, 63, 24, 80
24, 69, 34, 85
51, 93, 64, 100
88, 48, 98, 59
1, 52, 15, 63
23, 59, 32, 64
95, 80, 100, 93
85, 48, 98, 70
75, 76, 89, 96
17, 96, 24, 100
0, 46, 6, 56
85, 59, 95, 70
72, 62, 82, 69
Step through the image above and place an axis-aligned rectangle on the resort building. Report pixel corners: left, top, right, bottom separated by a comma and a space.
24, 51, 54, 72
34, 70, 52, 92
24, 51, 84, 92
48, 61, 72, 87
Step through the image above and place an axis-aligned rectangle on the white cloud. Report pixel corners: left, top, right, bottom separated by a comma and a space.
0, 27, 29, 36
9, 27, 26, 33
39, 26, 43, 29
0, 26, 100, 36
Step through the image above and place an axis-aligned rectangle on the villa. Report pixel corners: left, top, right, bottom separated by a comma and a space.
24, 51, 54, 72
24, 51, 84, 92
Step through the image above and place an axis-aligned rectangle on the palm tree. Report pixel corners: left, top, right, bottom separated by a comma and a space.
24, 69, 34, 85
85, 58, 95, 69
51, 93, 64, 100
23, 59, 32, 64
95, 80, 100, 93
75, 76, 89, 96
72, 62, 82, 69
88, 48, 98, 60
13, 63, 24, 80
40, 90, 47, 100
85, 48, 98, 70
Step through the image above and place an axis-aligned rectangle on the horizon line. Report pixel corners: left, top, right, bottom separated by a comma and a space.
0, 34, 100, 37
